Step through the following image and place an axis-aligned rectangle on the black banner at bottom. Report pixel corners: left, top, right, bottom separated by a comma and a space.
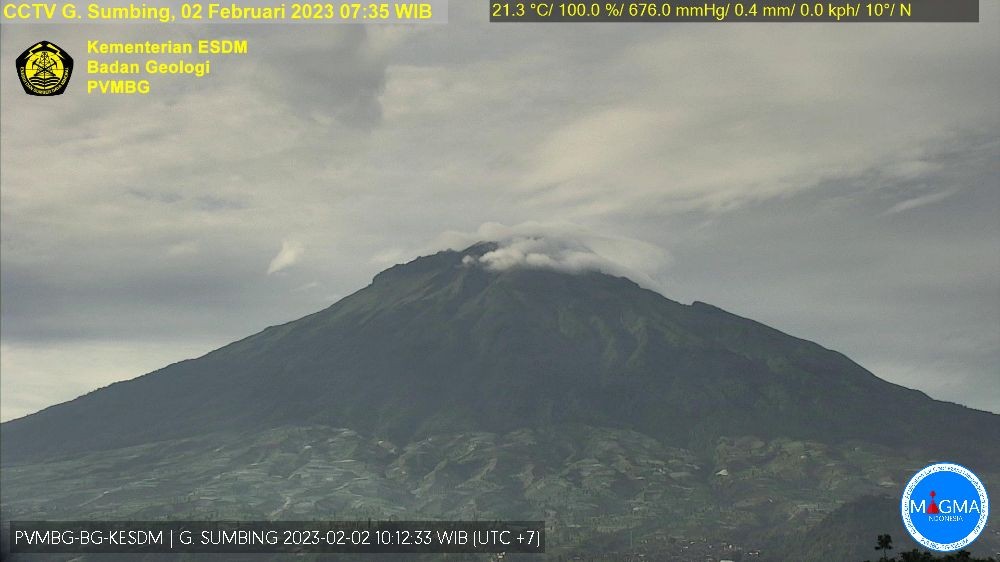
7, 520, 545, 554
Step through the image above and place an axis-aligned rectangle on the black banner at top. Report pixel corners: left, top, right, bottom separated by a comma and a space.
489, 0, 980, 22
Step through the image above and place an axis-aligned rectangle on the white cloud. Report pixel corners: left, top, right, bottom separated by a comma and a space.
508, 20, 1000, 216
440, 222, 671, 291
267, 240, 305, 275
883, 188, 961, 215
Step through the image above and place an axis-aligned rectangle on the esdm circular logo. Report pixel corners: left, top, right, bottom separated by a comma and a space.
15, 41, 73, 96
902, 463, 989, 552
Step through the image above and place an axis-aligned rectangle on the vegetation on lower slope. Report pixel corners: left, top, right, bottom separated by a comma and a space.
4, 425, 997, 560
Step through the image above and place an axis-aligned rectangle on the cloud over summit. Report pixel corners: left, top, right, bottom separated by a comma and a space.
442, 222, 671, 291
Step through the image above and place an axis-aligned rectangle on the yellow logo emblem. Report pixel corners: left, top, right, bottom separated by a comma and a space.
16, 41, 74, 96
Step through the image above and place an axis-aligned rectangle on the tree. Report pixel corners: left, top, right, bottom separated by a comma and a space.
875, 534, 894, 561
899, 549, 934, 562
865, 542, 999, 562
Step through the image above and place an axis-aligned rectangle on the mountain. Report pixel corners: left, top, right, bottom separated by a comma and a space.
3, 242, 995, 464
2, 243, 998, 559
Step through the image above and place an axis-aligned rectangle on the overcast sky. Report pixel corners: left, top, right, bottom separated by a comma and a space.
2, 4, 998, 421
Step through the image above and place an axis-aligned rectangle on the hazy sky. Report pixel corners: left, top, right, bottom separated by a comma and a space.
2, 4, 998, 421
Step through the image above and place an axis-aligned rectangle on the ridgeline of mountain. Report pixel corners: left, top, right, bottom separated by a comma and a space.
2, 244, 1000, 465
3, 243, 996, 467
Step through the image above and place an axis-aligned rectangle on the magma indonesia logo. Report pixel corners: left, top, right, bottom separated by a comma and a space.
15, 41, 73, 96
902, 463, 989, 552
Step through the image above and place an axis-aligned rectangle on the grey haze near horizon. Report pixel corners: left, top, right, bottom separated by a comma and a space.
1, 4, 998, 421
